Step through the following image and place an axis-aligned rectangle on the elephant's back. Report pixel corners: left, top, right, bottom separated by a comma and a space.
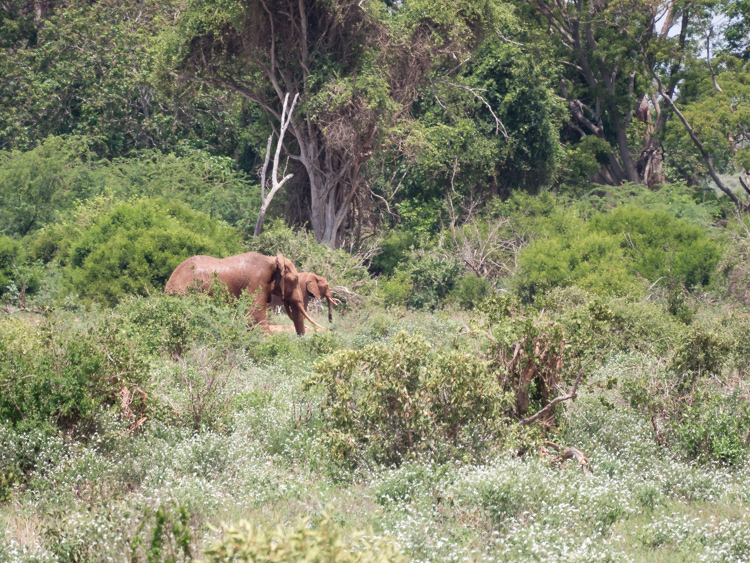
164, 252, 275, 295
164, 255, 221, 294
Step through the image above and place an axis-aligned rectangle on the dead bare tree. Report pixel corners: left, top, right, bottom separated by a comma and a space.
254, 92, 298, 237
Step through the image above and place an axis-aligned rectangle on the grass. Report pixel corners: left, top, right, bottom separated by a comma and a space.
1, 303, 750, 562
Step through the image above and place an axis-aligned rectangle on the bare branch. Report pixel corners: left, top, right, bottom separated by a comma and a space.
439, 81, 508, 138
519, 368, 583, 427
739, 176, 750, 197
697, 14, 722, 93
647, 60, 744, 210
255, 92, 300, 236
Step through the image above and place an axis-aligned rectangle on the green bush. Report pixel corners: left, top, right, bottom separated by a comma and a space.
115, 291, 263, 358
517, 205, 720, 300
370, 230, 420, 276
617, 321, 747, 464
540, 289, 683, 363
518, 227, 638, 299
378, 270, 412, 308
105, 147, 259, 233
673, 390, 750, 465
448, 274, 491, 309
0, 137, 258, 239
55, 197, 241, 304
202, 512, 407, 562
0, 136, 99, 237
309, 332, 507, 466
0, 317, 148, 432
591, 205, 719, 289
582, 182, 722, 227
714, 219, 750, 306
0, 235, 43, 301
406, 251, 462, 310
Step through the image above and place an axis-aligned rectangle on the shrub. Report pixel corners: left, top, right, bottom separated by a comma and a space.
309, 332, 507, 466
541, 289, 683, 364
0, 235, 43, 302
378, 270, 411, 308
448, 274, 491, 309
517, 226, 639, 300
0, 316, 148, 432
115, 291, 263, 358
61, 197, 242, 304
202, 512, 407, 562
370, 230, 419, 276
0, 136, 99, 237
167, 346, 239, 431
673, 390, 750, 465
0, 137, 258, 237
591, 205, 719, 289
517, 205, 720, 300
406, 251, 462, 310
105, 147, 259, 233
618, 322, 747, 464
714, 219, 750, 306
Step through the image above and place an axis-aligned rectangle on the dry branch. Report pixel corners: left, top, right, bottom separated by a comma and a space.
519, 368, 583, 427
540, 441, 592, 473
254, 92, 299, 236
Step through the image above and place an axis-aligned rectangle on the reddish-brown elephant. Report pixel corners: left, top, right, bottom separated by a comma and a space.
164, 252, 324, 335
268, 272, 340, 322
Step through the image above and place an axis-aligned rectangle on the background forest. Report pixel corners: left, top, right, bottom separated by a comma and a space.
2, 0, 750, 561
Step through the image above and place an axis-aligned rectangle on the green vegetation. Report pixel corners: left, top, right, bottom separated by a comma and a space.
203, 513, 407, 562
2, 0, 750, 560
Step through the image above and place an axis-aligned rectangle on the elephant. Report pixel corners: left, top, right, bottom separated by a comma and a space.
268, 272, 340, 322
164, 252, 324, 335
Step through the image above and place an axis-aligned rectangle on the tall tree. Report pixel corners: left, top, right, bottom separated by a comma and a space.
526, 0, 721, 188
164, 0, 501, 246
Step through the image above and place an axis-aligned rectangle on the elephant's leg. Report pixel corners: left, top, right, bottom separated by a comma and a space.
248, 289, 272, 334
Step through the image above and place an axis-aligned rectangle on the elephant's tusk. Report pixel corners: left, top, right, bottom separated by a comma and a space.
300, 305, 325, 330
331, 298, 342, 306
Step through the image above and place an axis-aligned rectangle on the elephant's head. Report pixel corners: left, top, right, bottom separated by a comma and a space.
273, 255, 324, 334
302, 273, 340, 322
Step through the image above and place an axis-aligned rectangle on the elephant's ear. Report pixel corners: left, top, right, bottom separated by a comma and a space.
307, 279, 322, 299
275, 254, 285, 295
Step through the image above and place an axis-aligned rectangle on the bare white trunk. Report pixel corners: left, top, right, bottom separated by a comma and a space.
254, 93, 298, 237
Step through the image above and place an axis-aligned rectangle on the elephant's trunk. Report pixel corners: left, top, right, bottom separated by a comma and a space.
326, 294, 335, 322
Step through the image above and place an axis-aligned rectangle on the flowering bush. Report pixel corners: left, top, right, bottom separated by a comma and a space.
309, 331, 510, 466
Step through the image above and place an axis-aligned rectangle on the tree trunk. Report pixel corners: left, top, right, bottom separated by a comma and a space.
614, 122, 639, 184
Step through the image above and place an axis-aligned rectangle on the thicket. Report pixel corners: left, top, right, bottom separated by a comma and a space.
7, 197, 239, 305
0, 136, 258, 238
310, 332, 509, 467
0, 316, 148, 434
374, 188, 724, 311
203, 513, 407, 562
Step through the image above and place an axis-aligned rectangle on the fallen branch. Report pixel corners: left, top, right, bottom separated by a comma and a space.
518, 368, 583, 426
541, 441, 592, 473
